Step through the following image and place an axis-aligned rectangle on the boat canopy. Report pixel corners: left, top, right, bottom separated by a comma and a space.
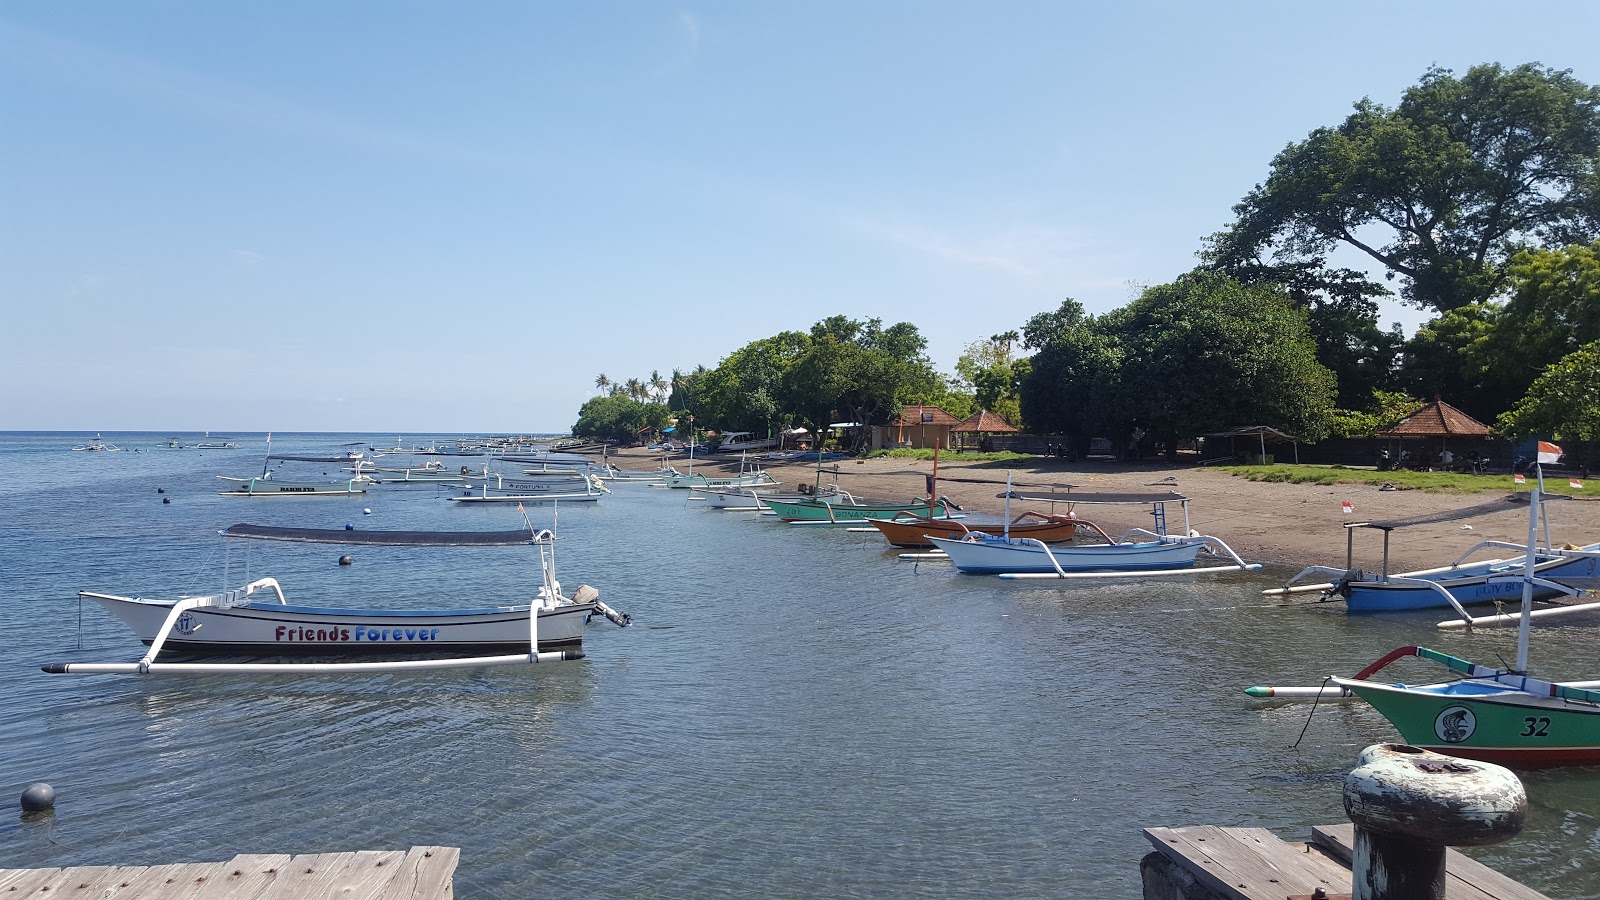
222, 523, 538, 546
995, 490, 1187, 505
1346, 495, 1566, 532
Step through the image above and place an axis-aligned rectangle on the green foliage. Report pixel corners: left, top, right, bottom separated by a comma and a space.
1222, 465, 1540, 494
1218, 63, 1600, 312
1397, 301, 1516, 421
571, 394, 671, 445
1326, 391, 1427, 438
953, 332, 1024, 427
1496, 341, 1600, 469
1017, 299, 1121, 453
1101, 274, 1337, 446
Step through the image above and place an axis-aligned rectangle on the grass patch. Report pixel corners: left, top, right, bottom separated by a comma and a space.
1221, 464, 1593, 495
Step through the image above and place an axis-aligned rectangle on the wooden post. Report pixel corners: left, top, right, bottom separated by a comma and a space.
1343, 744, 1526, 900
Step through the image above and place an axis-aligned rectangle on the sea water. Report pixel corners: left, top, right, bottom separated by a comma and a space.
1, 431, 1598, 898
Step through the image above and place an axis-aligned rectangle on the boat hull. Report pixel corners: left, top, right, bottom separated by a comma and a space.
868, 516, 1078, 549
1337, 679, 1600, 768
926, 535, 1201, 574
218, 478, 368, 496
89, 594, 592, 655
763, 498, 953, 524
1345, 551, 1600, 612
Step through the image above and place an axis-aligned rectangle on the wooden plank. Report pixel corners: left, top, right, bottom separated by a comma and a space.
0, 866, 66, 893
1144, 825, 1347, 900
1312, 824, 1550, 900
42, 865, 132, 897
388, 846, 458, 900
207, 854, 292, 900
100, 863, 203, 898
0, 848, 457, 900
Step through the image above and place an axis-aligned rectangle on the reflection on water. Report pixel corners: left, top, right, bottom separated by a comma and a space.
0, 432, 1597, 897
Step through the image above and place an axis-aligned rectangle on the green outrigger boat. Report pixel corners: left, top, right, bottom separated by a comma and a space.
1247, 442, 1600, 768
761, 492, 959, 525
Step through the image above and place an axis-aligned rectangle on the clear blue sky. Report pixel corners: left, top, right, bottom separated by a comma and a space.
3, 2, 1596, 433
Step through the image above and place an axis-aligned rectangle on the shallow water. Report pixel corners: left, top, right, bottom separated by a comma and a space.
2, 431, 1597, 897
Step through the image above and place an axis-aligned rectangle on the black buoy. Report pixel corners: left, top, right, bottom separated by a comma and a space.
20, 783, 54, 813
162, 497, 171, 504
345, 523, 355, 530
157, 488, 165, 494
338, 555, 353, 566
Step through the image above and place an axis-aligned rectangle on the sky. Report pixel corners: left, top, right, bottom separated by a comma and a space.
3, 2, 1597, 433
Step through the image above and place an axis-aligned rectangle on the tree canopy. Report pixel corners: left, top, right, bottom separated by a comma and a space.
1215, 63, 1600, 312
1496, 340, 1600, 470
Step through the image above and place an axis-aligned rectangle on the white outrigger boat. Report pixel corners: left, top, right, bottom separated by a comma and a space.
924, 490, 1257, 579
45, 529, 631, 676
448, 473, 610, 504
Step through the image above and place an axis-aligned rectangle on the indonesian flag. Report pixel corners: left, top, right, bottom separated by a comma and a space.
1538, 441, 1564, 465
1573, 478, 1586, 490
1513, 473, 1526, 484
1341, 501, 1354, 514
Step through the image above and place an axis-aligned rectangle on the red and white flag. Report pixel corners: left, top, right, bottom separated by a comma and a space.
1538, 441, 1564, 465
1513, 473, 1526, 484
1572, 478, 1585, 490
1341, 501, 1354, 514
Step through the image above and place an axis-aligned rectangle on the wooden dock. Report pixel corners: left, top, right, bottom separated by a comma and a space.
0, 846, 457, 899
1142, 823, 1548, 900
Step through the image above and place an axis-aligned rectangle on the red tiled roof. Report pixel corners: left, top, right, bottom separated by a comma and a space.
1379, 399, 1490, 437
953, 409, 1019, 433
890, 405, 961, 427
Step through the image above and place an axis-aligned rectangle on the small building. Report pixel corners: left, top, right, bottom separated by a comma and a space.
872, 405, 961, 451
953, 409, 1019, 451
1378, 398, 1491, 469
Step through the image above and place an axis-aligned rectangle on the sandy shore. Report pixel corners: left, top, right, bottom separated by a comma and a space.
596, 446, 1600, 575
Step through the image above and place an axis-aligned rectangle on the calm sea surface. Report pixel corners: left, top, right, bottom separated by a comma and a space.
3, 431, 1599, 897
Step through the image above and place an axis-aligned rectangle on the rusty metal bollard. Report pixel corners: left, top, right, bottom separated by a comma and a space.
1343, 744, 1526, 900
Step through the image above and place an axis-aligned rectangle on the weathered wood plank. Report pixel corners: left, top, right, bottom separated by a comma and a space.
0, 848, 457, 900
1144, 825, 1347, 900
0, 866, 66, 893
389, 846, 458, 900
211, 854, 292, 900
1312, 823, 1550, 900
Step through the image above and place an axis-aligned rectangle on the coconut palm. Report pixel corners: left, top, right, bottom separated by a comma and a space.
649, 370, 669, 402
623, 377, 646, 401
594, 373, 612, 393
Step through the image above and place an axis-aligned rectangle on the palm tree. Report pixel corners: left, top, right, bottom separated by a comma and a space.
623, 377, 645, 401
649, 370, 668, 402
594, 373, 612, 394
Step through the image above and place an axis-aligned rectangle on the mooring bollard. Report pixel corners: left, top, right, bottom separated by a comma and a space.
1343, 743, 1526, 900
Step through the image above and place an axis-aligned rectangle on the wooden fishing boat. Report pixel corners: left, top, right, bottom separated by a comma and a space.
867, 510, 1081, 549
1247, 443, 1600, 767
218, 476, 369, 496
761, 494, 959, 525
447, 473, 609, 503
1268, 496, 1600, 617
45, 530, 631, 676
923, 491, 1256, 578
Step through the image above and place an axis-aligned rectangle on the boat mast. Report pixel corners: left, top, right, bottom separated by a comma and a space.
1003, 470, 1013, 538
1516, 459, 1546, 673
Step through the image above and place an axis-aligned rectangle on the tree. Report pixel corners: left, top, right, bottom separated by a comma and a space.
1016, 299, 1121, 453
594, 373, 612, 394
1496, 341, 1600, 471
955, 334, 1023, 426
1217, 63, 1600, 312
1396, 302, 1514, 422
1099, 274, 1337, 455
648, 370, 669, 403
571, 394, 670, 445
1496, 239, 1600, 383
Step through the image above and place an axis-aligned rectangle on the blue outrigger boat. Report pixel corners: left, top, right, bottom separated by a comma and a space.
1270, 499, 1600, 619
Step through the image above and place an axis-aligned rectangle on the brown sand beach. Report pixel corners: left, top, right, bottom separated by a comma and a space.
598, 446, 1600, 575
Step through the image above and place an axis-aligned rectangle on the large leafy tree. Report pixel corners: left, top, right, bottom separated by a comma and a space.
1216, 63, 1600, 312
1099, 274, 1337, 453
954, 331, 1024, 426
694, 332, 811, 435
1496, 341, 1600, 471
1016, 299, 1121, 454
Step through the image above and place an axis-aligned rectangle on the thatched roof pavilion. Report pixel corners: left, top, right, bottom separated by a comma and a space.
1379, 399, 1490, 439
